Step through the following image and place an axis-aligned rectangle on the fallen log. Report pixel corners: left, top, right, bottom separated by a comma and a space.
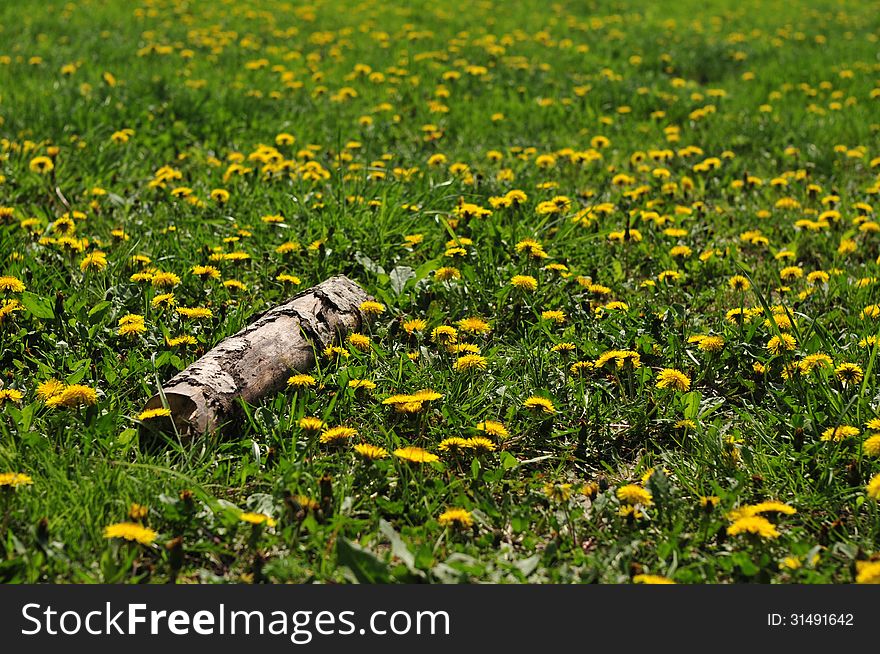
140, 275, 372, 438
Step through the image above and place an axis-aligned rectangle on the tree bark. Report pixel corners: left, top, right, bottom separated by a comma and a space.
141, 275, 372, 438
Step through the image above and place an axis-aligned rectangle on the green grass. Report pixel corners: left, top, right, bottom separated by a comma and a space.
1, 0, 880, 584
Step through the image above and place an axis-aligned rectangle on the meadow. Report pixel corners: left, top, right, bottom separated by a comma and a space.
1, 0, 880, 584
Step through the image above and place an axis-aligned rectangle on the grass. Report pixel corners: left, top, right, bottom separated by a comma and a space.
1, 0, 879, 584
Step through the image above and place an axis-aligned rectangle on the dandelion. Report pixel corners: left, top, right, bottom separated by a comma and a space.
543, 482, 573, 502
103, 522, 158, 545
323, 345, 350, 360
541, 310, 566, 323
453, 353, 488, 372
616, 485, 653, 506
510, 275, 538, 291
569, 360, 593, 375
431, 326, 457, 344
697, 336, 724, 353
0, 472, 33, 488
767, 333, 796, 355
359, 301, 385, 316
438, 437, 472, 453
353, 444, 389, 460
151, 271, 181, 288
0, 389, 24, 405
177, 307, 213, 320
820, 425, 860, 441
151, 293, 175, 308
298, 416, 325, 432
29, 156, 54, 174
275, 242, 301, 255
137, 407, 171, 421
834, 363, 864, 385
167, 334, 197, 347
727, 502, 797, 520
580, 482, 599, 500
80, 251, 108, 272
191, 265, 221, 280
457, 317, 491, 334
862, 434, 880, 457
276, 274, 302, 285
239, 512, 277, 527
633, 574, 676, 584
36, 379, 64, 400
523, 396, 556, 414
438, 508, 473, 528
867, 473, 880, 500
118, 314, 146, 337
594, 350, 642, 370
655, 368, 691, 391
466, 436, 496, 453
728, 275, 751, 291
320, 426, 357, 444
700, 496, 720, 510
403, 318, 427, 334
476, 420, 508, 438
0, 299, 23, 323
0, 276, 26, 293
128, 504, 148, 522
855, 560, 880, 584
210, 189, 230, 203
393, 446, 439, 463
618, 506, 645, 520
726, 515, 780, 539
46, 384, 97, 408
347, 333, 372, 352
779, 557, 802, 571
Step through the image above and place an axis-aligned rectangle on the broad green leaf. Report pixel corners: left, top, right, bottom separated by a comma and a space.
20, 292, 55, 319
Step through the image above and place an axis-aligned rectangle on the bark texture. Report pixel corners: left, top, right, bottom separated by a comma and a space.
141, 275, 371, 438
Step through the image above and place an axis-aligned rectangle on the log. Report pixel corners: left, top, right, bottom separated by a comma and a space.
141, 275, 372, 438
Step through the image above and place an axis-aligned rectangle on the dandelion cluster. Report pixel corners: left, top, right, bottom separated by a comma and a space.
0, 0, 879, 584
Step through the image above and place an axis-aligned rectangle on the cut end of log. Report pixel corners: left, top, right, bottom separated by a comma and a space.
139, 274, 372, 443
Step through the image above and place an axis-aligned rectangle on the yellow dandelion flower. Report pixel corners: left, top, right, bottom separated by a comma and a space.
726, 516, 780, 539
453, 354, 488, 372
137, 407, 171, 421
523, 396, 556, 414
0, 389, 24, 404
353, 443, 389, 460
403, 318, 427, 334
320, 426, 358, 444
239, 512, 276, 527
655, 368, 691, 391
103, 522, 158, 545
476, 420, 509, 438
867, 473, 880, 500
359, 301, 385, 316
394, 446, 439, 463
0, 276, 26, 293
298, 416, 325, 432
510, 275, 538, 291
0, 472, 33, 488
767, 333, 797, 355
438, 508, 473, 528
466, 436, 496, 453
47, 384, 97, 408
821, 425, 860, 441
457, 317, 491, 334
616, 484, 653, 506
633, 574, 676, 584
855, 560, 880, 584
